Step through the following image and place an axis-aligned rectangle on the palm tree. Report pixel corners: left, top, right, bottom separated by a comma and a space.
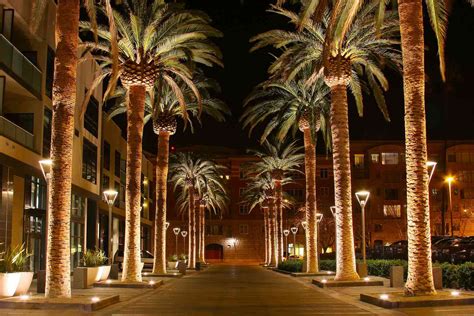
170, 153, 227, 268
241, 174, 294, 265
107, 75, 229, 274
251, 4, 401, 280
81, 0, 222, 282
247, 140, 304, 266
242, 75, 330, 273
29, 0, 111, 299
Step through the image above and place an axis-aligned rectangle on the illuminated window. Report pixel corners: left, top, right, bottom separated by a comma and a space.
381, 153, 399, 165
383, 205, 401, 218
354, 154, 365, 169
371, 154, 379, 163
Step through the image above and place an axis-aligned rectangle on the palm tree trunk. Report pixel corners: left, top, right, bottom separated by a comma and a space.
188, 187, 196, 268
122, 85, 146, 282
201, 208, 206, 263
45, 0, 80, 298
328, 77, 359, 281
197, 205, 205, 262
275, 180, 283, 265
263, 207, 269, 264
268, 201, 277, 267
399, 0, 436, 296
303, 127, 319, 273
152, 131, 170, 274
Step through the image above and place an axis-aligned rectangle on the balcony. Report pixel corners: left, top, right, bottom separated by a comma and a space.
0, 115, 34, 150
0, 34, 42, 98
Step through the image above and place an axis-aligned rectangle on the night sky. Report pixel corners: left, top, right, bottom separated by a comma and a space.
140, 0, 474, 154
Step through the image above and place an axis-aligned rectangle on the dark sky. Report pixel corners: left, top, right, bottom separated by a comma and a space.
141, 0, 474, 154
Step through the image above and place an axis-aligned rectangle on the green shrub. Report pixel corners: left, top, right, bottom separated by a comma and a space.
82, 249, 108, 267
178, 254, 188, 260
366, 259, 408, 278
168, 254, 178, 262
278, 260, 303, 272
319, 260, 337, 272
457, 262, 474, 290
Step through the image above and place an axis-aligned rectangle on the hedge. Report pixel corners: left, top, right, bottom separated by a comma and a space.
279, 259, 474, 290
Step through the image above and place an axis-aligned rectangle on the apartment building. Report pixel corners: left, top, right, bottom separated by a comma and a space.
0, 0, 156, 273
165, 141, 474, 262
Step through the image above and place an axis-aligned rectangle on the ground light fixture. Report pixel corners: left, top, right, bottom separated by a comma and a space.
149, 280, 155, 286
427, 161, 437, 182
103, 189, 118, 264
451, 290, 460, 297
19, 294, 29, 300
321, 279, 327, 284
364, 277, 370, 282
355, 190, 370, 264
173, 227, 181, 255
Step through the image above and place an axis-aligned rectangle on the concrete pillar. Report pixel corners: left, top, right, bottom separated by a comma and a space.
390, 266, 404, 287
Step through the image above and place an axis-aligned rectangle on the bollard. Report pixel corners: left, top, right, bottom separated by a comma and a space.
390, 266, 404, 288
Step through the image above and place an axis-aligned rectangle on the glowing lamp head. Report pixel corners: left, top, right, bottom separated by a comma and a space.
316, 213, 324, 223
301, 221, 308, 230
181, 230, 188, 237
355, 191, 370, 207
290, 226, 298, 235
173, 227, 181, 235
39, 159, 53, 180
329, 206, 336, 217
445, 176, 455, 184
165, 222, 170, 229
283, 229, 290, 237
103, 189, 118, 206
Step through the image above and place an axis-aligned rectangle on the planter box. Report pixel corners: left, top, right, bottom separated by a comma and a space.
0, 273, 21, 297
14, 272, 33, 295
73, 265, 111, 289
167, 261, 178, 270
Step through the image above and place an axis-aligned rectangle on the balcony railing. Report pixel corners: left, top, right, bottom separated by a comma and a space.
0, 116, 34, 150
0, 34, 42, 98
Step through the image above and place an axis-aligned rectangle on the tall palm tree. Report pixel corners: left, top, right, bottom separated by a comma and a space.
81, 0, 222, 282
247, 140, 304, 266
30, 0, 111, 299
107, 75, 229, 274
251, 4, 401, 280
242, 75, 330, 273
170, 153, 227, 268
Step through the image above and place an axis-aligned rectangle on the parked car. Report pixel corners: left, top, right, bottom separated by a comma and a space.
114, 249, 154, 270
450, 238, 474, 263
432, 237, 463, 262
384, 240, 408, 260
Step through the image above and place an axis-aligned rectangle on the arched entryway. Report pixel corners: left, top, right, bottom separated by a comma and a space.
205, 243, 224, 260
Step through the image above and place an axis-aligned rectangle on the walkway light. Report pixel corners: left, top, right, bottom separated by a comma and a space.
290, 226, 298, 258
427, 161, 437, 182
445, 176, 455, 236
103, 189, 118, 264
355, 190, 370, 264
330, 206, 336, 218
165, 222, 170, 229
173, 228, 181, 255
39, 159, 53, 180
181, 230, 188, 255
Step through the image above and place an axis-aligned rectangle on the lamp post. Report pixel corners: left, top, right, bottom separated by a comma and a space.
290, 226, 298, 258
283, 229, 289, 259
173, 227, 181, 255
181, 230, 188, 256
103, 189, 118, 263
427, 161, 437, 182
355, 191, 370, 264
165, 222, 170, 230
446, 176, 455, 236
316, 213, 323, 263
39, 159, 52, 268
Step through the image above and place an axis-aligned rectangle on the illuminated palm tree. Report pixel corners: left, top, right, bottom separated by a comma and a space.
247, 140, 304, 266
242, 75, 330, 273
107, 75, 229, 274
81, 0, 222, 282
170, 153, 227, 268
251, 4, 401, 280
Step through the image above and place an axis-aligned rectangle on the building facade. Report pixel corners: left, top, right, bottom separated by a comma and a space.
0, 0, 156, 273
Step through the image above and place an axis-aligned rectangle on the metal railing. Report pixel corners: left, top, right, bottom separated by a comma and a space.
0, 34, 42, 98
0, 116, 34, 150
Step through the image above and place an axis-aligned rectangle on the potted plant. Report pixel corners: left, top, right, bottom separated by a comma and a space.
0, 244, 32, 297
167, 254, 178, 270
73, 249, 110, 288
178, 254, 188, 264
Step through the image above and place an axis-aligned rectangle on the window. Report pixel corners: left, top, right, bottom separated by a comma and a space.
320, 168, 329, 179
371, 154, 379, 163
239, 204, 249, 215
381, 153, 399, 165
354, 154, 365, 169
114, 151, 121, 177
458, 171, 474, 183
42, 108, 52, 157
374, 224, 383, 232
24, 176, 46, 210
384, 188, 399, 200
383, 205, 401, 218
286, 189, 304, 201
461, 188, 474, 199
239, 224, 249, 234
455, 152, 474, 163
4, 113, 34, 133
82, 139, 97, 184
320, 187, 330, 197
70, 193, 85, 269
84, 94, 99, 137
207, 225, 223, 235
103, 141, 110, 170
45, 46, 55, 99
120, 158, 126, 184
102, 175, 110, 192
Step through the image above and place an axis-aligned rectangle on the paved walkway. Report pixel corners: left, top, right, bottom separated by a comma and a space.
99, 265, 392, 315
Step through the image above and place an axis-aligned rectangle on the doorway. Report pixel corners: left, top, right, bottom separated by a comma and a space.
205, 243, 223, 260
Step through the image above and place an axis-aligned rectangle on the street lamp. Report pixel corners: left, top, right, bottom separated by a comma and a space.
316, 213, 323, 263
39, 159, 52, 267
427, 161, 437, 182
283, 229, 290, 259
355, 190, 370, 264
103, 189, 118, 263
445, 176, 455, 236
165, 222, 170, 230
173, 227, 181, 255
181, 230, 188, 256
290, 226, 298, 258
330, 206, 336, 218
